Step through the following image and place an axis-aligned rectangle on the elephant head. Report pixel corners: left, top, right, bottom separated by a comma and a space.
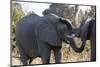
40, 13, 85, 53
70, 18, 96, 60
58, 18, 85, 53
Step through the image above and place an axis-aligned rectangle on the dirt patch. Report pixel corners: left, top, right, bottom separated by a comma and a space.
11, 40, 90, 66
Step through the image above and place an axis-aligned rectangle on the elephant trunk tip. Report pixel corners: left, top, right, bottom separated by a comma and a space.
72, 41, 85, 53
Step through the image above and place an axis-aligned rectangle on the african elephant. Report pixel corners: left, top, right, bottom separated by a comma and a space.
16, 13, 85, 65
72, 18, 96, 61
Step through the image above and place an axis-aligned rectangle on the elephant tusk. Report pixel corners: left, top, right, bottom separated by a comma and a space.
65, 34, 75, 38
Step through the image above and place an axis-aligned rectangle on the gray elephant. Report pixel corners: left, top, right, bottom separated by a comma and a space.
72, 18, 96, 61
16, 13, 85, 65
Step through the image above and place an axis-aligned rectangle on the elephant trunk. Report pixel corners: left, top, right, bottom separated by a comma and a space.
65, 35, 86, 53
71, 26, 81, 38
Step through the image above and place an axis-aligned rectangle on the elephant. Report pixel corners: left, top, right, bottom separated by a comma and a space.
16, 13, 85, 65
72, 18, 96, 61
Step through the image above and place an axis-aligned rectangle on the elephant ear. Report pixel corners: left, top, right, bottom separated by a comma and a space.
59, 18, 73, 33
37, 22, 61, 47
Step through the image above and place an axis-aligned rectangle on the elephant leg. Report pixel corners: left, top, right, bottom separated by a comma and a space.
39, 42, 51, 64
29, 57, 34, 65
20, 53, 29, 65
90, 31, 96, 61
17, 48, 28, 65
16, 41, 29, 65
53, 47, 61, 64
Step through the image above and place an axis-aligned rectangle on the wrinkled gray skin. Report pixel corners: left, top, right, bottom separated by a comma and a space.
16, 13, 85, 65
72, 18, 96, 61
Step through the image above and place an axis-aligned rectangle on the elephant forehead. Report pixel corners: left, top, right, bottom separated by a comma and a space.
85, 18, 93, 24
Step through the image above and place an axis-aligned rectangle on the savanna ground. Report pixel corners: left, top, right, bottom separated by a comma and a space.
12, 38, 91, 66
